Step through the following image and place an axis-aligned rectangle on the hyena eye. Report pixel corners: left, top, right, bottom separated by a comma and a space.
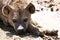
13, 19, 17, 23
23, 18, 28, 22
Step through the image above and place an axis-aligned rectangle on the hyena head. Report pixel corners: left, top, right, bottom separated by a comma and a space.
2, 3, 35, 34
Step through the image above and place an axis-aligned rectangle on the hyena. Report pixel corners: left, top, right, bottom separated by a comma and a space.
0, 0, 44, 36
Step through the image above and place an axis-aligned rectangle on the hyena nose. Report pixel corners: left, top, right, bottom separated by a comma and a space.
16, 25, 25, 34
17, 25, 24, 30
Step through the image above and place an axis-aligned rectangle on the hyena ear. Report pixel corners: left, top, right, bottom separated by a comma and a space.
26, 3, 35, 14
2, 5, 13, 17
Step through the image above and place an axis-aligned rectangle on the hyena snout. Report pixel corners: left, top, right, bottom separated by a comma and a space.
16, 18, 29, 34
15, 24, 28, 34
13, 17, 28, 34
16, 25, 25, 34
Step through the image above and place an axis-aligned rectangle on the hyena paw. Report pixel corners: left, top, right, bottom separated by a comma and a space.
32, 28, 44, 37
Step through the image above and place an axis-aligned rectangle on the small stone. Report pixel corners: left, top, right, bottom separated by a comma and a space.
48, 4, 54, 8
56, 9, 59, 11
51, 8, 53, 12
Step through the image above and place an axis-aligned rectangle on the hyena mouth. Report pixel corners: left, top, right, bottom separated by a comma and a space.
15, 25, 27, 35
16, 29, 25, 35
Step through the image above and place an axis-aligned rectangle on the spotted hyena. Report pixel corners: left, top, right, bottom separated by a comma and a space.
0, 0, 44, 36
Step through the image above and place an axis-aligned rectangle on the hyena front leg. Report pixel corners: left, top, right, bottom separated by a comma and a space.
27, 24, 44, 37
